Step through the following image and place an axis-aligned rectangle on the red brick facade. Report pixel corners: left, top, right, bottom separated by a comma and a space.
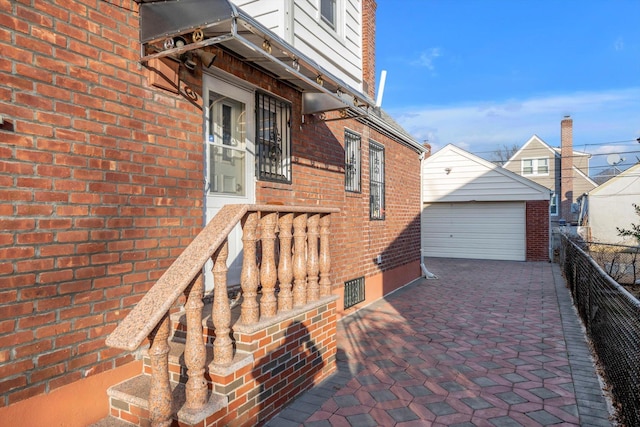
0, 0, 422, 416
362, 0, 377, 98
526, 200, 550, 261
109, 301, 337, 427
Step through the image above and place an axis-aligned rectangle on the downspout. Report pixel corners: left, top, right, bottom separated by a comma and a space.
419, 147, 438, 279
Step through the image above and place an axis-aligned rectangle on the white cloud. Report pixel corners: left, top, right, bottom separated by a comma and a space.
388, 88, 640, 171
412, 48, 441, 71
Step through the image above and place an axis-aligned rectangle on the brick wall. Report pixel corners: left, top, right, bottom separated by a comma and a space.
255, 112, 422, 287
0, 0, 422, 411
0, 0, 204, 406
361, 0, 377, 98
213, 49, 424, 291
560, 116, 574, 222
526, 200, 550, 261
114, 300, 338, 427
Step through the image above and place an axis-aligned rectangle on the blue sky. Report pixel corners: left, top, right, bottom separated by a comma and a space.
375, 0, 640, 176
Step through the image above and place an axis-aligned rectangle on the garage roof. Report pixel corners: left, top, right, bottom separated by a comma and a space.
422, 144, 551, 203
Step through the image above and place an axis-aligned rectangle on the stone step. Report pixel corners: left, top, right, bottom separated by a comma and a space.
107, 374, 227, 427
89, 415, 136, 427
140, 339, 254, 389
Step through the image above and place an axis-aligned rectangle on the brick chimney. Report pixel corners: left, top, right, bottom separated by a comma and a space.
560, 116, 574, 223
362, 0, 376, 99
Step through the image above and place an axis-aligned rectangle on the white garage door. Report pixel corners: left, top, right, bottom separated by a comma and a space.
422, 202, 525, 261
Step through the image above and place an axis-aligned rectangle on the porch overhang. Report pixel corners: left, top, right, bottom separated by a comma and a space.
137, 0, 425, 153
138, 0, 367, 113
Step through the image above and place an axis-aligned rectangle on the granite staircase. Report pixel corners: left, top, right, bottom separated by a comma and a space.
93, 205, 339, 427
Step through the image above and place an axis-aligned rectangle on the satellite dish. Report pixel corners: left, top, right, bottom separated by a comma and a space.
607, 153, 623, 165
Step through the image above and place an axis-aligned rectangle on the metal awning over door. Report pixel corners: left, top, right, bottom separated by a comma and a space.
138, 0, 369, 116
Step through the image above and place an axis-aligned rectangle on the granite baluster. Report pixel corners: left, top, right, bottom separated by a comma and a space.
212, 240, 233, 364
306, 213, 320, 302
148, 313, 172, 427
183, 274, 208, 409
277, 213, 294, 312
240, 212, 259, 325
260, 212, 278, 318
319, 214, 332, 297
293, 213, 308, 307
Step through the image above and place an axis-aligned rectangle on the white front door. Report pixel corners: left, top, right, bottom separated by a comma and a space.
203, 74, 255, 291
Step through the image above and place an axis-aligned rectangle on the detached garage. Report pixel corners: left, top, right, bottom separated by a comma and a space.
422, 144, 551, 261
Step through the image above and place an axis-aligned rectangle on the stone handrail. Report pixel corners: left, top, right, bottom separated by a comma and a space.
105, 204, 339, 426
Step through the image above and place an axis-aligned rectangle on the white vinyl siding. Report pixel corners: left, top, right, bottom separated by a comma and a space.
231, 0, 284, 32
422, 202, 526, 261
292, 0, 362, 91
232, 0, 363, 92
422, 146, 550, 203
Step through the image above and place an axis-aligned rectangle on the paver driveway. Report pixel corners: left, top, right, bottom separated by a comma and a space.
266, 259, 613, 427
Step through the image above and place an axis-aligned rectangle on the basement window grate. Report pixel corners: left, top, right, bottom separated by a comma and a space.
344, 277, 365, 309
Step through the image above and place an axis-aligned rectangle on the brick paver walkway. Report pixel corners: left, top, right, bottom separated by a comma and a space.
266, 259, 613, 427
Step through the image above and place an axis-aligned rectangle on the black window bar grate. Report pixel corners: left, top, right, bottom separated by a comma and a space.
344, 276, 365, 309
344, 129, 361, 192
256, 91, 291, 183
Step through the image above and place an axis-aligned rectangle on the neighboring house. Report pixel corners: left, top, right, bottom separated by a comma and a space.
503, 116, 597, 227
0, 0, 425, 426
577, 163, 640, 244
422, 144, 550, 262
592, 166, 623, 186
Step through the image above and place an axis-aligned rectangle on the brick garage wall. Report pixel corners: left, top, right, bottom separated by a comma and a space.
0, 0, 204, 406
526, 199, 550, 261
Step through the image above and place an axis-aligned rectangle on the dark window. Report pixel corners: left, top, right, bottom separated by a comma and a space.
550, 193, 558, 215
320, 0, 336, 29
344, 276, 365, 309
369, 141, 385, 220
256, 91, 291, 183
344, 130, 361, 192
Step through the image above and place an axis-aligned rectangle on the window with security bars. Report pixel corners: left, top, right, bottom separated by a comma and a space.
256, 91, 291, 183
344, 276, 364, 309
369, 141, 385, 220
344, 130, 361, 192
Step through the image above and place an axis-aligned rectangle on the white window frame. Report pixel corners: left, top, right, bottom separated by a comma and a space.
320, 0, 336, 28
550, 193, 559, 216
318, 0, 341, 34
522, 157, 549, 176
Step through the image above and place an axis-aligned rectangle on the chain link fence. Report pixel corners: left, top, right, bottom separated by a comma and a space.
558, 233, 640, 426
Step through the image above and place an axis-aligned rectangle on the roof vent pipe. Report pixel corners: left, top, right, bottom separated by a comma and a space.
375, 70, 387, 108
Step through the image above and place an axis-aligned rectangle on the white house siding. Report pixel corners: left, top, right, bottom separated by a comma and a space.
422, 145, 550, 203
292, 0, 362, 91
232, 0, 285, 32
588, 164, 640, 244
232, 0, 363, 92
